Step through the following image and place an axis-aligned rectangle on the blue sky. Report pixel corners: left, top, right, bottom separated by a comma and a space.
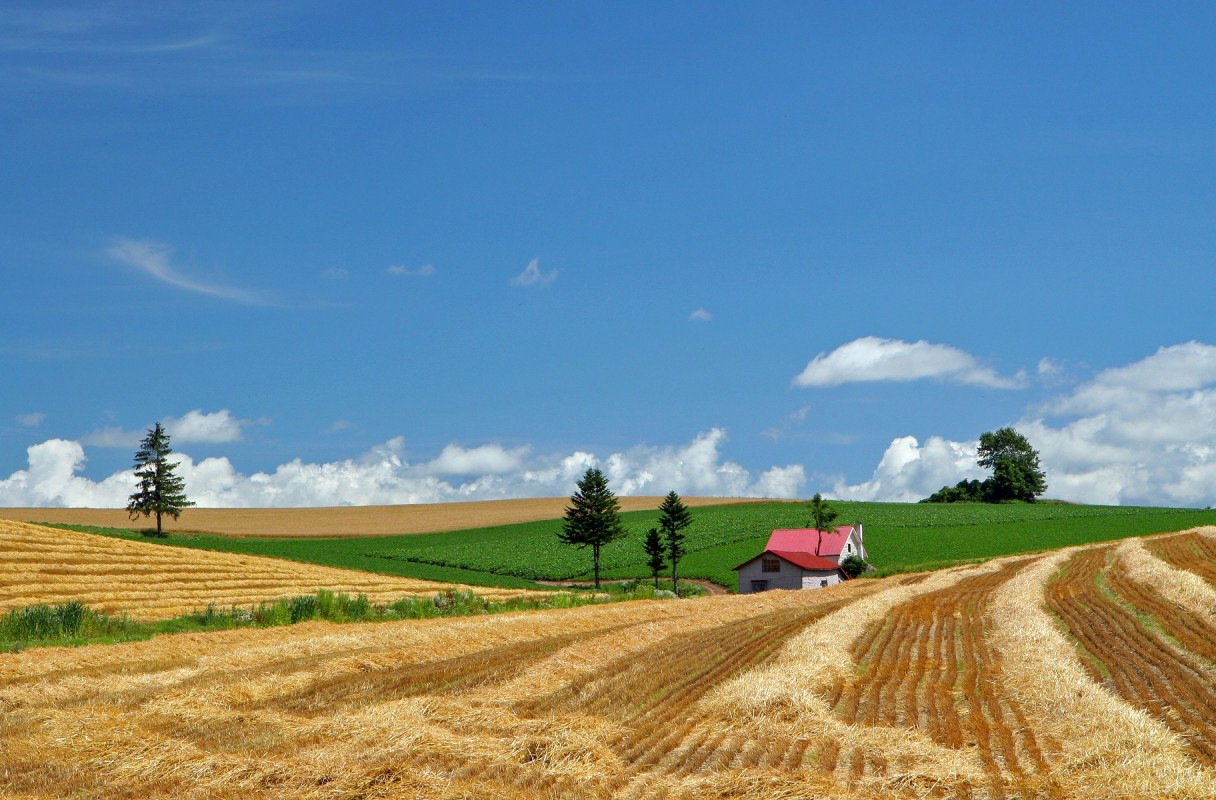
4, 2, 1216, 508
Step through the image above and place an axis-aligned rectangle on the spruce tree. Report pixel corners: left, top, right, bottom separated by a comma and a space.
642, 527, 665, 588
126, 422, 194, 537
558, 467, 626, 589
657, 490, 692, 595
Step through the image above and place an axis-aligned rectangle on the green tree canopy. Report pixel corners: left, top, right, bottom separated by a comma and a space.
807, 492, 839, 555
642, 527, 665, 588
657, 491, 693, 595
922, 427, 1047, 504
978, 427, 1047, 502
126, 422, 194, 537
557, 467, 627, 589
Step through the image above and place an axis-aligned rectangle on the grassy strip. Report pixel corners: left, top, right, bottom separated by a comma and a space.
38, 502, 1216, 593
0, 583, 683, 653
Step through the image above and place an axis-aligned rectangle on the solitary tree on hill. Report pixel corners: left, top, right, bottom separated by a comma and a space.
558, 467, 627, 589
922, 426, 1047, 503
658, 491, 693, 595
807, 492, 838, 556
126, 422, 194, 537
642, 527, 665, 588
977, 427, 1047, 502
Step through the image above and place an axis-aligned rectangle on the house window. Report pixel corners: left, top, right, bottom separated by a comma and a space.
820, 579, 829, 588
762, 557, 780, 573
750, 580, 769, 592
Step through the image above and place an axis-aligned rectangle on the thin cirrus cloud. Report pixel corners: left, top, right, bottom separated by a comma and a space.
15, 412, 46, 427
689, 308, 712, 322
107, 238, 267, 305
793, 336, 1026, 390
387, 264, 436, 277
510, 258, 557, 287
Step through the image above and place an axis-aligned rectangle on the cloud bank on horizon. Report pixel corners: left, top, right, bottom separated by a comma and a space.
4, 341, 1216, 509
0, 427, 803, 509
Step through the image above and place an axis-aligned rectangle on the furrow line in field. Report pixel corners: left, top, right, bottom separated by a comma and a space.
1047, 547, 1216, 766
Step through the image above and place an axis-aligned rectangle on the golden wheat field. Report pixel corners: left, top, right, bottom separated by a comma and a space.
0, 496, 777, 538
0, 520, 534, 620
6, 526, 1216, 798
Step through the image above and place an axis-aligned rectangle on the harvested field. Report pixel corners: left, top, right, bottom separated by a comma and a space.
0, 520, 534, 620
0, 496, 776, 538
5, 531, 1216, 798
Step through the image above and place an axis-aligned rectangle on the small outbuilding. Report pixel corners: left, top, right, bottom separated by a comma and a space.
735, 523, 866, 594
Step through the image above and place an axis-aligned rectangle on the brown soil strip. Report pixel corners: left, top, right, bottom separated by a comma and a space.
833, 558, 1060, 798
1047, 547, 1216, 766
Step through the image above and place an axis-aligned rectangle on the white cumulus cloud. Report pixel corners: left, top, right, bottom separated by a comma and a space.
163, 408, 254, 444
0, 429, 803, 508
510, 258, 557, 287
794, 336, 1025, 389
82, 409, 256, 448
836, 342, 1216, 507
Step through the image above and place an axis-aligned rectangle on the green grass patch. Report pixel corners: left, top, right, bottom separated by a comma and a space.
0, 583, 680, 652
39, 501, 1216, 593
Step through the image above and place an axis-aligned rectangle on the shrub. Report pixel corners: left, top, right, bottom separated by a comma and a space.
840, 555, 870, 578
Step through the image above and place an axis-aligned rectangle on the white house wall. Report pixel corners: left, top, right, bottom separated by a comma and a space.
801, 570, 844, 589
736, 558, 804, 593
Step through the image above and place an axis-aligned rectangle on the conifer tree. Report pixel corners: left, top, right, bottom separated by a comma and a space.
642, 527, 665, 588
126, 422, 194, 537
657, 490, 692, 595
558, 467, 626, 589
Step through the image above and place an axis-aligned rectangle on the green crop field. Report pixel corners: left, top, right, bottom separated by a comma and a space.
42, 501, 1216, 591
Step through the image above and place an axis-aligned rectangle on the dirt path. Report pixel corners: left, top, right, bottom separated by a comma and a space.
535, 578, 730, 595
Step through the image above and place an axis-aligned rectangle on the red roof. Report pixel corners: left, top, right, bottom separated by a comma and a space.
734, 549, 848, 575
766, 526, 854, 557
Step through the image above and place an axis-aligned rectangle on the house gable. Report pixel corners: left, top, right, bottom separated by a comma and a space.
765, 524, 866, 563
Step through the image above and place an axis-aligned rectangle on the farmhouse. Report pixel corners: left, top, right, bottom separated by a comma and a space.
735, 523, 866, 594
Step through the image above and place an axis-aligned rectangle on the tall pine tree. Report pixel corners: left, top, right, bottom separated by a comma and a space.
558, 467, 626, 589
642, 527, 665, 588
126, 422, 194, 537
657, 491, 692, 595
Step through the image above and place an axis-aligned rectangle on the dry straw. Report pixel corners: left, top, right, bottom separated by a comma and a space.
988, 546, 1216, 798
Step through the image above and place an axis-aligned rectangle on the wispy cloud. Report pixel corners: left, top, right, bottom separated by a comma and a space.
689, 308, 712, 322
793, 336, 1026, 390
510, 258, 557, 288
761, 405, 812, 441
108, 238, 267, 305
15, 412, 46, 427
325, 420, 354, 434
320, 267, 349, 280
387, 263, 436, 277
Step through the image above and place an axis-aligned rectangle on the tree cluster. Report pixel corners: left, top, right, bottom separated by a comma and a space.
923, 427, 1047, 504
558, 469, 694, 594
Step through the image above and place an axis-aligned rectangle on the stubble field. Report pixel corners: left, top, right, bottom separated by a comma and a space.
5, 523, 1216, 798
0, 520, 534, 621
1, 496, 773, 538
